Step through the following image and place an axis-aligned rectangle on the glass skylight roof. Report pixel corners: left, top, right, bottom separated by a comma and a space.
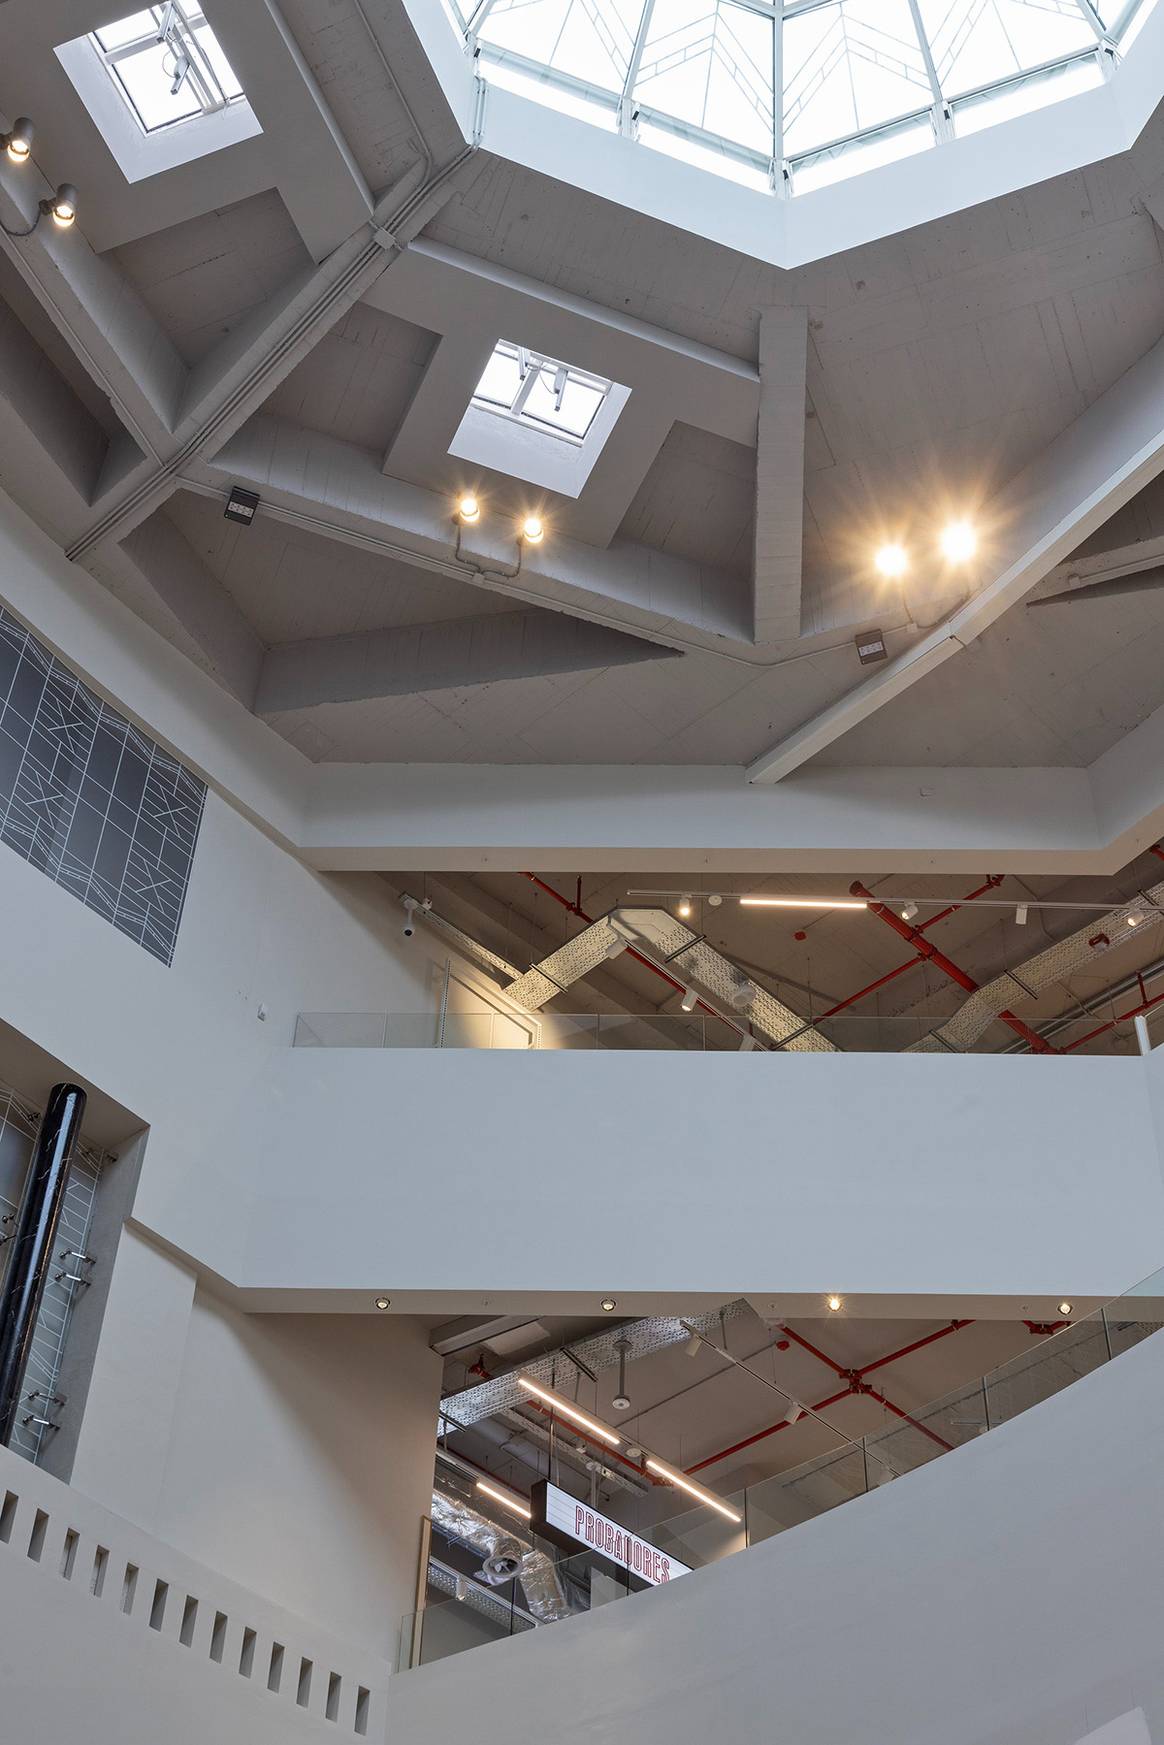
448, 0, 1156, 194
91, 5, 243, 134
472, 341, 613, 444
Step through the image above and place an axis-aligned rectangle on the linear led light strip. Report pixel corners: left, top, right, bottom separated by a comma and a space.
517, 1377, 740, 1520
645, 1457, 742, 1524
476, 1479, 532, 1520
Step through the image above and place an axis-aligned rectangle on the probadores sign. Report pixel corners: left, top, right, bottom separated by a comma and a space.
530, 1480, 692, 1586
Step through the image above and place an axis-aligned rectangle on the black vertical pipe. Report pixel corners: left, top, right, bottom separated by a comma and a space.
0, 1083, 86, 1447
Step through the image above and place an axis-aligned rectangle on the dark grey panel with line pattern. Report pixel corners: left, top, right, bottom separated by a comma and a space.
0, 605, 205, 965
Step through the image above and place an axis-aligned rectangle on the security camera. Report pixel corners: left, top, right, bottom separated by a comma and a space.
402, 919, 415, 939
401, 895, 420, 939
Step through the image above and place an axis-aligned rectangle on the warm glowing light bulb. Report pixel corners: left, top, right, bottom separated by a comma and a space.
5, 119, 34, 163
521, 516, 544, 545
457, 494, 479, 524
678, 896, 692, 918
940, 520, 976, 563
49, 184, 77, 227
1058, 1301, 1073, 1317
826, 1294, 843, 1312
874, 543, 908, 579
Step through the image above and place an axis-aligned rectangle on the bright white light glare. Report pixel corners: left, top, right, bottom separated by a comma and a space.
456, 494, 479, 524
677, 896, 692, 918
476, 1480, 532, 1520
875, 543, 908, 579
826, 1294, 844, 1312
521, 515, 544, 544
940, 520, 977, 562
517, 1377, 621, 1446
645, 1457, 742, 1523
1057, 1301, 1073, 1317
739, 896, 867, 911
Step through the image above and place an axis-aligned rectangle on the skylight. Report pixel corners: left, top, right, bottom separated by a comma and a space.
90, 5, 243, 134
449, 0, 1157, 194
472, 341, 613, 446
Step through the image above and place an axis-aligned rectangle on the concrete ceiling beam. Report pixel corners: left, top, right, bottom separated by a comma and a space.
255, 606, 679, 713
747, 325, 1164, 782
752, 306, 809, 645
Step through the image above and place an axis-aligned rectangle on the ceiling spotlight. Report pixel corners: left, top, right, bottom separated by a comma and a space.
1127, 910, 1145, 928
456, 494, 480, 524
521, 515, 544, 545
45, 183, 77, 227
1015, 904, 1029, 926
874, 543, 908, 579
680, 987, 698, 1013
1058, 1301, 1073, 1317
900, 901, 919, 921
601, 1297, 617, 1312
374, 1295, 391, 1310
684, 1331, 702, 1358
224, 485, 260, 526
677, 896, 692, 918
826, 1294, 844, 1312
2, 118, 34, 163
940, 520, 977, 563
783, 1402, 804, 1425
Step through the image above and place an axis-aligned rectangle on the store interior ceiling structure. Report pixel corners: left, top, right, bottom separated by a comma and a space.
4, 0, 1164, 783
388, 853, 1164, 1054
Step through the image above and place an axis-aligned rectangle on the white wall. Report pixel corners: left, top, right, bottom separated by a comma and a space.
230, 1048, 1164, 1312
152, 1289, 439, 1657
387, 1326, 1164, 1745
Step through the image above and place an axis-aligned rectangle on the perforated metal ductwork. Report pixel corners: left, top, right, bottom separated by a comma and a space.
440, 1302, 752, 1428
429, 1490, 569, 1622
505, 909, 835, 1052
906, 880, 1164, 1051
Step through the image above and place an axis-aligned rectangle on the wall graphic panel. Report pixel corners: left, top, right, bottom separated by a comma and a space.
0, 604, 205, 966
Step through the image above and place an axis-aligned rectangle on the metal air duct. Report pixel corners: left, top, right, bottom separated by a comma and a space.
430, 1489, 569, 1622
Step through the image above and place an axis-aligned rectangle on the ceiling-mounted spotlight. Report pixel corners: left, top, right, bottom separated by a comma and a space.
939, 520, 977, 563
224, 485, 260, 526
677, 895, 692, 918
826, 1294, 844, 1312
1126, 910, 1145, 928
783, 1402, 804, 1425
874, 542, 908, 579
1015, 903, 1029, 925
521, 515, 544, 545
680, 987, 698, 1013
47, 183, 77, 227
900, 900, 918, 921
456, 493, 480, 524
1058, 1301, 1073, 1317
2, 118, 34, 163
684, 1331, 702, 1358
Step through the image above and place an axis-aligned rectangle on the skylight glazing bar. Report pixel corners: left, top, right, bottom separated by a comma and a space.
905, 0, 953, 136
619, 0, 658, 134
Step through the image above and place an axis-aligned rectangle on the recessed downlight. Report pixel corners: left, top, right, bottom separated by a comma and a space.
826, 1294, 844, 1312
374, 1295, 391, 1310
1058, 1301, 1073, 1317
601, 1296, 617, 1312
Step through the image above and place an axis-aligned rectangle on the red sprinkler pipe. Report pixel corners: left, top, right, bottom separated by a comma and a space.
1060, 984, 1164, 1054
819, 876, 1003, 1021
688, 1320, 972, 1473
849, 880, 1055, 1053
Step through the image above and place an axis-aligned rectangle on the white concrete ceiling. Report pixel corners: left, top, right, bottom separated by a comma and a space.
3, 0, 1164, 869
